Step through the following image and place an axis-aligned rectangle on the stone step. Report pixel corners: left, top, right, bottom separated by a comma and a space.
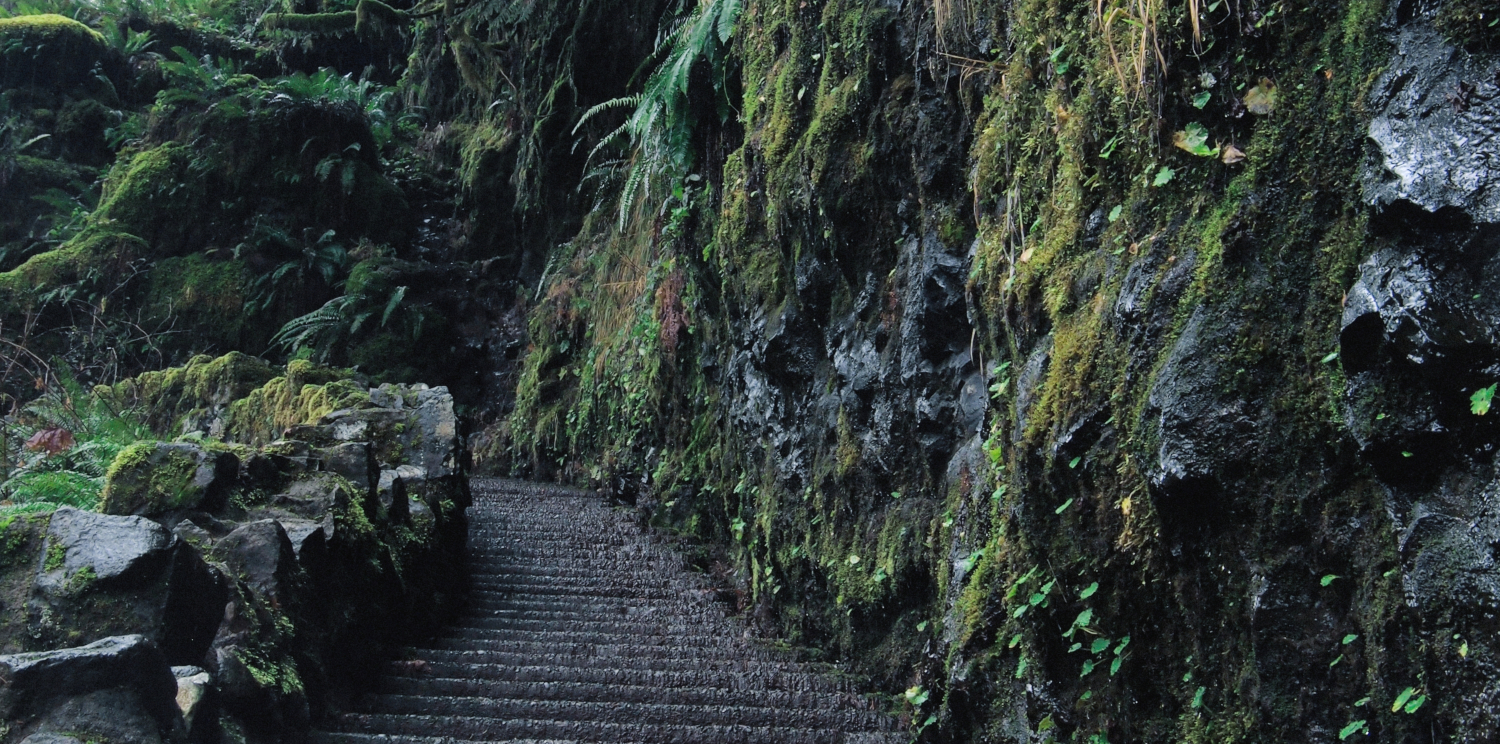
389, 660, 855, 693
420, 636, 782, 661
397, 649, 808, 675
380, 676, 873, 710
327, 713, 896, 744
356, 693, 896, 731
439, 626, 755, 648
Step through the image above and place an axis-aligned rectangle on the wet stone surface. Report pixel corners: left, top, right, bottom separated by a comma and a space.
312, 478, 903, 744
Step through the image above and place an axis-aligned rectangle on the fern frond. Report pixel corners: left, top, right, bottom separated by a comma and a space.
573, 95, 643, 135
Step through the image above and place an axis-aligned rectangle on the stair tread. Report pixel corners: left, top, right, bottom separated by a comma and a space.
311, 479, 899, 742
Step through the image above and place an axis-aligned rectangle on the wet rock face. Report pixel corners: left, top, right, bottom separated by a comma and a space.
1144, 306, 1258, 537
28, 509, 227, 667
727, 228, 978, 495
1344, 18, 1500, 739
0, 635, 185, 744
1364, 24, 1500, 224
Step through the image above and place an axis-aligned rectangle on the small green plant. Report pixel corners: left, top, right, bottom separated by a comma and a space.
2, 371, 151, 513
1472, 384, 1495, 415
43, 539, 65, 570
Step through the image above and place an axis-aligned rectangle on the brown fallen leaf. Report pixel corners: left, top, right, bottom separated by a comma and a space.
1221, 144, 1246, 164
1243, 77, 1277, 115
24, 428, 75, 456
1018, 246, 1034, 263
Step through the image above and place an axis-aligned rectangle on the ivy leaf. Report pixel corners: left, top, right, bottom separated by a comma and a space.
1472, 383, 1496, 415
1243, 77, 1278, 114
1091, 637, 1111, 654
1392, 686, 1415, 713
1342, 634, 1358, 645
1152, 166, 1175, 187
1172, 122, 1219, 157
1079, 581, 1099, 600
1192, 90, 1211, 108
1321, 574, 1340, 586
1339, 720, 1367, 740
1108, 204, 1123, 222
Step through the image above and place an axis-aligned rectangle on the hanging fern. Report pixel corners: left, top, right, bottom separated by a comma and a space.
573, 0, 743, 227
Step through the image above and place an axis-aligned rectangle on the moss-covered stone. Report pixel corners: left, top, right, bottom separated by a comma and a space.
0, 14, 107, 90
0, 228, 147, 312
144, 253, 253, 346
101, 352, 278, 437
97, 441, 235, 516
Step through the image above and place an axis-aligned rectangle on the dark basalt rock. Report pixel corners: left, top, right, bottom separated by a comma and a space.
30, 509, 227, 667
209, 520, 302, 602
0, 635, 185, 744
37, 507, 175, 589
1364, 24, 1500, 224
1143, 306, 1256, 537
316, 442, 375, 490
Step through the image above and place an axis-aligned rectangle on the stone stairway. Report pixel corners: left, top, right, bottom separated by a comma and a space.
312, 478, 904, 744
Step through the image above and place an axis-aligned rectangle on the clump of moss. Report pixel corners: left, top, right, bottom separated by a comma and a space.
97, 441, 206, 515
144, 254, 253, 347
222, 362, 368, 445
0, 228, 147, 312
92, 145, 198, 249
0, 15, 107, 89
101, 352, 277, 437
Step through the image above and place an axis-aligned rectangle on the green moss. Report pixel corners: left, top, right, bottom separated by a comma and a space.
145, 254, 252, 345
43, 539, 65, 572
97, 441, 202, 515
0, 14, 107, 89
0, 229, 147, 312
93, 145, 197, 244
260, 11, 358, 33
101, 352, 277, 437
223, 370, 368, 445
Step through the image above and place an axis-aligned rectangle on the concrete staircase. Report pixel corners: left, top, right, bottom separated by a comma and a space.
312, 478, 904, 744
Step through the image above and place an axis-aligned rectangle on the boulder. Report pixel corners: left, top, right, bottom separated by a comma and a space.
317, 441, 374, 489
36, 507, 174, 591
98, 442, 238, 517
29, 509, 227, 666
209, 521, 301, 602
0, 635, 184, 743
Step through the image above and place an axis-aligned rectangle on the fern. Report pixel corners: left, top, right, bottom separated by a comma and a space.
2, 375, 151, 512
574, 0, 743, 227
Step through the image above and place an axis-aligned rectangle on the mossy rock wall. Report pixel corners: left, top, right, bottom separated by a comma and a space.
503, 0, 1500, 740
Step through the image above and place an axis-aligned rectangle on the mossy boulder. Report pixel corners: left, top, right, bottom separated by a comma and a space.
101, 352, 277, 437
98, 442, 238, 517
93, 145, 200, 252
144, 255, 254, 349
0, 229, 147, 312
0, 15, 107, 90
